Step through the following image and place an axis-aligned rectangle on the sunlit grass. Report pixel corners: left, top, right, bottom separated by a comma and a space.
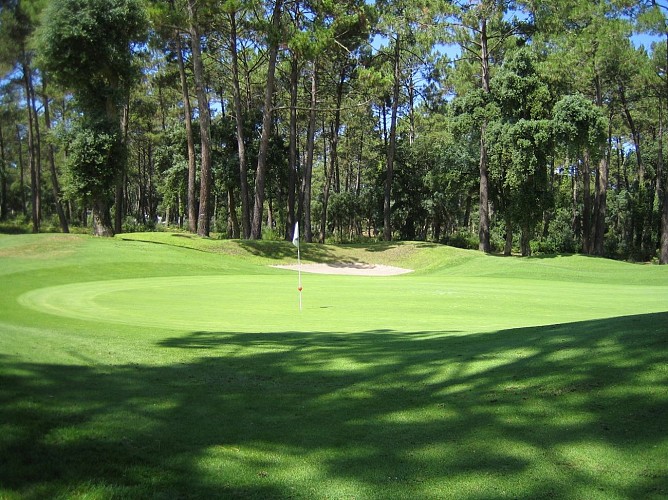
1, 233, 667, 498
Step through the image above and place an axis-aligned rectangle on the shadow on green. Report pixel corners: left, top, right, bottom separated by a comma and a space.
1, 313, 667, 498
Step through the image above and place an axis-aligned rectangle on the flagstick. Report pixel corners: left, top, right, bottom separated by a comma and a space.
293, 221, 302, 311
297, 245, 302, 311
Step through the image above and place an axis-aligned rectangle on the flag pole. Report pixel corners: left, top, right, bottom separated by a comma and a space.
293, 222, 302, 311
297, 245, 302, 311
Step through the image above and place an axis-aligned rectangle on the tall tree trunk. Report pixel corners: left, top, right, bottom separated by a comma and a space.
504, 215, 513, 256
229, 12, 250, 239
593, 115, 612, 256
176, 33, 198, 234
463, 189, 473, 230
408, 73, 415, 146
520, 225, 531, 256
42, 77, 69, 233
478, 18, 491, 253
619, 82, 645, 253
29, 64, 42, 233
287, 54, 299, 242
320, 70, 345, 243
619, 84, 643, 183
267, 191, 274, 230
320, 127, 333, 243
479, 127, 491, 252
227, 186, 240, 238
356, 129, 363, 196
591, 76, 608, 256
187, 0, 213, 237
138, 144, 145, 223
303, 62, 318, 243
115, 97, 130, 234
92, 197, 114, 237
148, 142, 156, 222
16, 125, 26, 215
251, 0, 283, 239
582, 150, 592, 254
384, 34, 401, 242
659, 112, 668, 264
657, 0, 668, 264
661, 177, 668, 264
23, 59, 40, 233
571, 166, 580, 240
91, 78, 121, 237
0, 123, 6, 220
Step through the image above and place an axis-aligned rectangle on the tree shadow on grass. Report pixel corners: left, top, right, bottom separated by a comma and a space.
1, 313, 667, 498
239, 240, 366, 264
238, 240, 438, 263
355, 240, 438, 252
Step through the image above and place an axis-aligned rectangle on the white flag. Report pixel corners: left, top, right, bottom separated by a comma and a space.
292, 222, 299, 247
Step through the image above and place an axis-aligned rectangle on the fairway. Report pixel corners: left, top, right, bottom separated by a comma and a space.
1, 233, 667, 499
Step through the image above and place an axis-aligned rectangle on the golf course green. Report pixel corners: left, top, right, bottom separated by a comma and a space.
1, 232, 667, 498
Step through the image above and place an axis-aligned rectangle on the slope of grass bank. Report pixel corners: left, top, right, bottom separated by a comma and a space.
1, 233, 667, 499
119, 231, 668, 284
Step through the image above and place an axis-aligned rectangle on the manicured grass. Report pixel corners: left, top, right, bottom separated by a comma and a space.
1, 233, 667, 498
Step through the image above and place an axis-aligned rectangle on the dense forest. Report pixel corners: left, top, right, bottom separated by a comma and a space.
1, 0, 668, 262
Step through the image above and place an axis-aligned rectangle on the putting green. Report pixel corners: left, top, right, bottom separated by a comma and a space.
17, 273, 668, 333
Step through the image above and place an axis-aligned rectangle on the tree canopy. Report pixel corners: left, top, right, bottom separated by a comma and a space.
1, 0, 667, 262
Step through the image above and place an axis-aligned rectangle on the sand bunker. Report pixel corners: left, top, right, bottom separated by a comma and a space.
272, 262, 412, 276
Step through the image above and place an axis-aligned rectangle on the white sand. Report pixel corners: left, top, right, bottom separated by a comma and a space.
272, 262, 412, 276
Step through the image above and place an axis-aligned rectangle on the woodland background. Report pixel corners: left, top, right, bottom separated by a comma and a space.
1, 0, 668, 262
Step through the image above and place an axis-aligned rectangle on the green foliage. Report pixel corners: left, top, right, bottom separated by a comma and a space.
605, 188, 634, 259
34, 0, 147, 234
410, 114, 479, 242
154, 127, 189, 213
451, 87, 499, 130
552, 93, 607, 158
211, 115, 240, 190
0, 216, 31, 234
328, 190, 362, 241
36, 0, 147, 110
1, 0, 666, 257
0, 6, 26, 72
259, 224, 285, 241
533, 207, 578, 255
121, 215, 156, 233
486, 48, 554, 253
64, 120, 122, 203
491, 48, 553, 121
442, 230, 479, 250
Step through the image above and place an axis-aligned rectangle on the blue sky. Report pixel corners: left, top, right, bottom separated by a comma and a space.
370, 30, 663, 61
632, 32, 664, 51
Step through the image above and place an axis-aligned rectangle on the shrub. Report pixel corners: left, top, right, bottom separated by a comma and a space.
444, 231, 478, 250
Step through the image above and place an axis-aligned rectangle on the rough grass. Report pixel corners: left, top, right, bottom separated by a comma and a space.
1, 233, 667, 499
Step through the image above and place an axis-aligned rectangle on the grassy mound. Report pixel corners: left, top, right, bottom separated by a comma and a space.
1, 233, 667, 498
